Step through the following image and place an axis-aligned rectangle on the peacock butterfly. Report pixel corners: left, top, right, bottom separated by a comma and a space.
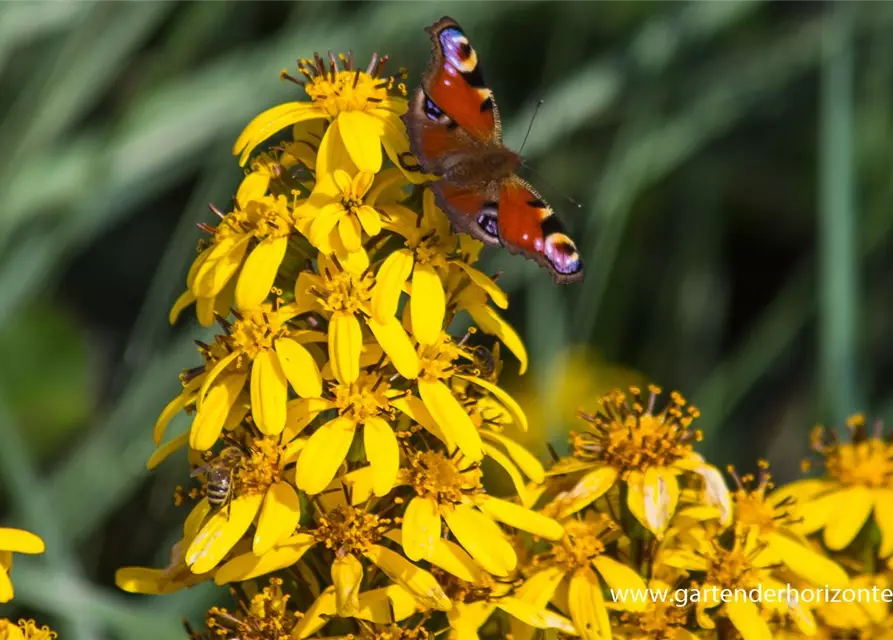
402, 16, 584, 284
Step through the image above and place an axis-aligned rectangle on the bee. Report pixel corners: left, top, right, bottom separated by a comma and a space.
191, 446, 244, 512
471, 343, 502, 380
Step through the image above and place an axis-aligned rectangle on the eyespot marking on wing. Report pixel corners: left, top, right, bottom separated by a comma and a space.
545, 233, 582, 276
476, 202, 500, 241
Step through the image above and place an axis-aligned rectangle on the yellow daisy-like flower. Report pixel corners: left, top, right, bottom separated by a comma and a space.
546, 384, 731, 537
726, 463, 848, 589
662, 529, 816, 640
612, 579, 699, 640
520, 514, 648, 640
155, 303, 324, 451
214, 492, 451, 616
294, 254, 419, 384
291, 584, 419, 639
786, 414, 893, 554
234, 52, 423, 182
399, 450, 563, 578
375, 191, 526, 371
0, 528, 44, 603
172, 166, 298, 324
184, 437, 304, 574
0, 620, 57, 640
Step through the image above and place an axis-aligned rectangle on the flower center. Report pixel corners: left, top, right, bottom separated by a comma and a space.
704, 544, 762, 591
290, 53, 407, 118
333, 372, 392, 423
538, 518, 617, 572
618, 601, 689, 638
418, 335, 463, 382
407, 451, 482, 504
571, 386, 701, 477
315, 268, 373, 315
431, 568, 504, 604
206, 578, 297, 640
236, 439, 284, 496
313, 505, 391, 556
826, 441, 893, 488
228, 309, 289, 360
0, 620, 57, 640
218, 195, 292, 243
365, 626, 433, 640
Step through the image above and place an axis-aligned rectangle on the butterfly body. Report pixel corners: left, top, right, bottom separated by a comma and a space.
403, 17, 584, 284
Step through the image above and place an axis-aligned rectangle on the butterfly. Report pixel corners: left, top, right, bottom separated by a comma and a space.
402, 16, 584, 284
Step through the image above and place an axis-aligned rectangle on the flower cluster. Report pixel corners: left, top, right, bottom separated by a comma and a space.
112, 45, 893, 640
0, 528, 56, 639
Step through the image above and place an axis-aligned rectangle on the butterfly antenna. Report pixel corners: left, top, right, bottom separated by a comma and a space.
519, 161, 583, 210
517, 99, 544, 156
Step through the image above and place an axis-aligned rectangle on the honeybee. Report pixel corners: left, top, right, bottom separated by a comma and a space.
191, 446, 244, 511
471, 343, 502, 380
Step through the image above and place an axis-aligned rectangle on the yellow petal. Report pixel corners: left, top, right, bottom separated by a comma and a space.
515, 566, 566, 607
642, 467, 679, 536
338, 213, 363, 253
725, 599, 772, 640
169, 289, 196, 325
0, 568, 12, 603
293, 588, 337, 639
418, 379, 482, 461
477, 496, 563, 540
316, 119, 358, 178
379, 112, 429, 185
356, 204, 382, 237
147, 432, 189, 470
250, 349, 288, 436
195, 296, 216, 327
329, 311, 362, 384
547, 466, 618, 519
454, 262, 508, 309
401, 497, 441, 561
824, 486, 873, 550
592, 555, 648, 611
0, 529, 45, 554
332, 553, 364, 616
455, 373, 528, 432
444, 503, 516, 576
193, 235, 251, 298
466, 303, 528, 375
186, 493, 263, 574
234, 236, 288, 311
308, 202, 344, 250
184, 498, 212, 542
355, 584, 419, 623
154, 389, 195, 445
364, 416, 399, 496
481, 431, 544, 483
237, 169, 270, 203
363, 544, 451, 611
426, 537, 481, 584
766, 532, 848, 588
390, 393, 452, 447
275, 338, 322, 398
482, 443, 534, 507
410, 264, 445, 346
497, 598, 577, 634
568, 568, 610, 640
233, 102, 322, 166
372, 249, 414, 322
253, 482, 301, 555
190, 373, 247, 450
296, 416, 357, 494
337, 110, 383, 173
214, 534, 315, 584
367, 315, 419, 379
197, 350, 240, 408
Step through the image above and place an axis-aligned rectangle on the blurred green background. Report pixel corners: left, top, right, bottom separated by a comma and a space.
0, 1, 891, 637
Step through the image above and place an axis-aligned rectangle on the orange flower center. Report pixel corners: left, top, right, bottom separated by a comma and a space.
315, 267, 373, 315
313, 505, 391, 555
333, 372, 393, 423
538, 518, 617, 572
418, 334, 463, 382
205, 578, 298, 640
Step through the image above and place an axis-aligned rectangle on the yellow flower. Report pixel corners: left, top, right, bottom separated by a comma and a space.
0, 528, 44, 603
815, 575, 891, 637
786, 414, 893, 554
612, 579, 700, 640
546, 385, 731, 537
728, 463, 848, 588
0, 620, 56, 640
435, 567, 577, 639
155, 303, 324, 451
375, 191, 526, 371
399, 450, 563, 578
294, 254, 419, 384
295, 165, 404, 273
520, 515, 648, 640
234, 53, 422, 181
172, 164, 299, 324
185, 437, 304, 574
214, 494, 451, 616
662, 529, 816, 640
291, 584, 420, 639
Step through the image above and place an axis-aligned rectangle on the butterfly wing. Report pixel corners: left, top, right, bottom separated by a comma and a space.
496, 176, 584, 284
